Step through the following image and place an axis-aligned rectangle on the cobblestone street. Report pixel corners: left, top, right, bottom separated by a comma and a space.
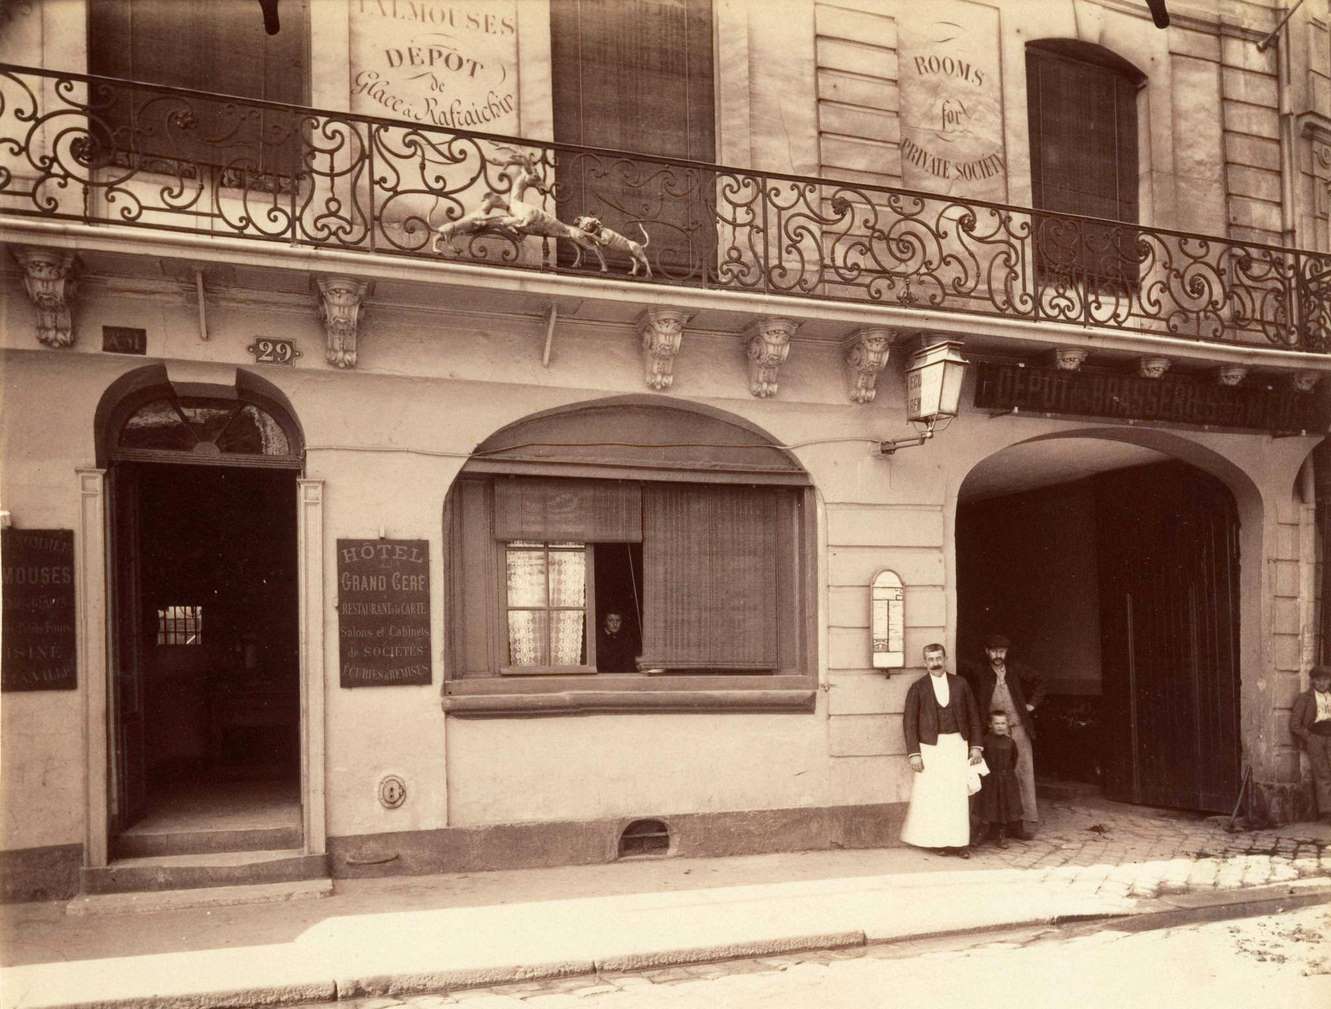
958, 797, 1331, 899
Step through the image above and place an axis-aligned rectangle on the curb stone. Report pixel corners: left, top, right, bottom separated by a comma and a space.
15, 885, 1331, 1009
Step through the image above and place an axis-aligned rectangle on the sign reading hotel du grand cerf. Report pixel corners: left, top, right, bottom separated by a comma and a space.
337, 539, 432, 688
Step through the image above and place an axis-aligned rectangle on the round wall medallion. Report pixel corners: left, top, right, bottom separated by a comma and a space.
378, 774, 407, 809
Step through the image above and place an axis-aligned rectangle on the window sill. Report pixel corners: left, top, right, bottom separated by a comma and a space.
442, 674, 816, 716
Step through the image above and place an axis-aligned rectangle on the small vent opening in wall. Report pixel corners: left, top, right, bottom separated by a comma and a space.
618, 818, 671, 858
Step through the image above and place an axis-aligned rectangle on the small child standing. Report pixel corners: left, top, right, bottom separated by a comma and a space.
975, 711, 1024, 848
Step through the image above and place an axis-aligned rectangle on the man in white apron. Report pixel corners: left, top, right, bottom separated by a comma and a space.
900, 643, 985, 856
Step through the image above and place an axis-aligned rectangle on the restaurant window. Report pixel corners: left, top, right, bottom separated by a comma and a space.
1026, 40, 1145, 285
86, 0, 309, 178
444, 401, 815, 714
549, 0, 716, 279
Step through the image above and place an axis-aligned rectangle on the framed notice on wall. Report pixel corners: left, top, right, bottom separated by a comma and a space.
2, 529, 77, 691
337, 539, 432, 688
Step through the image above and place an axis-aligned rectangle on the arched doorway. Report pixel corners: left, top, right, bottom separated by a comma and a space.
957, 437, 1243, 814
98, 368, 304, 852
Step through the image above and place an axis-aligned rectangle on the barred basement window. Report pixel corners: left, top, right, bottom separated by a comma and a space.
157, 604, 203, 646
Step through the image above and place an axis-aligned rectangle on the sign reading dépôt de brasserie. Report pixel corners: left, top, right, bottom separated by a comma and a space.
337, 539, 432, 688
2, 529, 77, 691
350, 0, 519, 133
974, 363, 1329, 433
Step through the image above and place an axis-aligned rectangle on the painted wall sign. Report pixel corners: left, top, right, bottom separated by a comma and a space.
349, 0, 519, 133
2, 529, 77, 691
974, 363, 1328, 433
102, 327, 146, 355
337, 539, 432, 687
899, 0, 1006, 200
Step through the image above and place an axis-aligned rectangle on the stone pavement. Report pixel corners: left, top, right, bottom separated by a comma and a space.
962, 797, 1331, 899
2, 796, 1329, 1009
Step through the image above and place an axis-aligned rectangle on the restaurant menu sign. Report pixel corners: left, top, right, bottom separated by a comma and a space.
2, 529, 77, 691
974, 362, 1329, 433
337, 539, 432, 688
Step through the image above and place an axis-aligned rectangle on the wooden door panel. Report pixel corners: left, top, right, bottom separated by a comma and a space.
110, 464, 148, 829
1096, 462, 1240, 813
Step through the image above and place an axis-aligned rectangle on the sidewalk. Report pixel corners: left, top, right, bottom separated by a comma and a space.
3, 798, 1330, 1009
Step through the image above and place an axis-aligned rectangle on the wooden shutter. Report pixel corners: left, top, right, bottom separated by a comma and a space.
88, 0, 307, 175
550, 0, 716, 280
1027, 45, 1140, 284
639, 484, 779, 670
446, 479, 498, 677
493, 478, 642, 542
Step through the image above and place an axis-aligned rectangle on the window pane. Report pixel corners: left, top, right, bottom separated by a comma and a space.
507, 610, 549, 666
551, 610, 586, 665
505, 548, 548, 607
180, 404, 238, 443
121, 400, 195, 451
548, 549, 586, 608
216, 404, 292, 456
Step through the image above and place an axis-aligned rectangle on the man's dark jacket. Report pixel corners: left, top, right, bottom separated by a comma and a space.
903, 673, 984, 757
1290, 688, 1330, 749
960, 658, 1047, 738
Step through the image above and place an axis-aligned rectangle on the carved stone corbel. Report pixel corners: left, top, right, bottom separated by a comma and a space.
1216, 364, 1248, 387
316, 276, 371, 369
1292, 370, 1320, 393
745, 317, 799, 398
1138, 355, 1171, 379
13, 246, 77, 348
844, 327, 895, 404
638, 307, 692, 391
1051, 347, 1089, 372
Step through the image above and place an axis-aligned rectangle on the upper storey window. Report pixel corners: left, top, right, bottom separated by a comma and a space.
549, 0, 716, 279
1026, 40, 1145, 284
87, 0, 309, 177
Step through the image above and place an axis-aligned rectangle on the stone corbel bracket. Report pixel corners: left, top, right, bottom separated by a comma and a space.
638, 306, 693, 391
13, 246, 77, 348
844, 327, 895, 404
316, 275, 371, 369
746, 317, 800, 398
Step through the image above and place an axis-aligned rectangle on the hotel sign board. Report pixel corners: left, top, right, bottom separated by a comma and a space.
337, 539, 432, 688
973, 363, 1328, 433
2, 529, 77, 691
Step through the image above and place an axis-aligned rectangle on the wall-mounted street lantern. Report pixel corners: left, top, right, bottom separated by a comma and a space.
879, 340, 970, 456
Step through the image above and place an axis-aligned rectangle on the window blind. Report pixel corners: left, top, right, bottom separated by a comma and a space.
549, 0, 716, 279
1027, 45, 1140, 283
639, 483, 779, 670
493, 477, 642, 542
88, 0, 307, 175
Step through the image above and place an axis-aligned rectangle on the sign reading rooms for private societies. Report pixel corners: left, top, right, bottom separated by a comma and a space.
2, 529, 77, 691
337, 539, 432, 687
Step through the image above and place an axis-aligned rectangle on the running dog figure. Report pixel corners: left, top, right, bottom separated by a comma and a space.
573, 216, 653, 278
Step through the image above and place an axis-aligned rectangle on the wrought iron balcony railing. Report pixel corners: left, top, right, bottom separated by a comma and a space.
2, 64, 1328, 352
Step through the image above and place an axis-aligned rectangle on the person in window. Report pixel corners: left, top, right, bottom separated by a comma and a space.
596, 609, 638, 673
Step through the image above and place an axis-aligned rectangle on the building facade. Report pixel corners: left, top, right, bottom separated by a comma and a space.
4, 0, 1331, 902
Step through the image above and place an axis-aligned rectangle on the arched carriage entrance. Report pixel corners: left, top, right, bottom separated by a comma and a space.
97, 367, 304, 851
957, 436, 1245, 814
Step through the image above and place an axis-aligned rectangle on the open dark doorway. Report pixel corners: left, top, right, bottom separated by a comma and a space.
111, 462, 300, 851
958, 457, 1242, 815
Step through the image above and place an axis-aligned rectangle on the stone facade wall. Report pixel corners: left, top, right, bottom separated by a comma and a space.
814, 2, 902, 188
